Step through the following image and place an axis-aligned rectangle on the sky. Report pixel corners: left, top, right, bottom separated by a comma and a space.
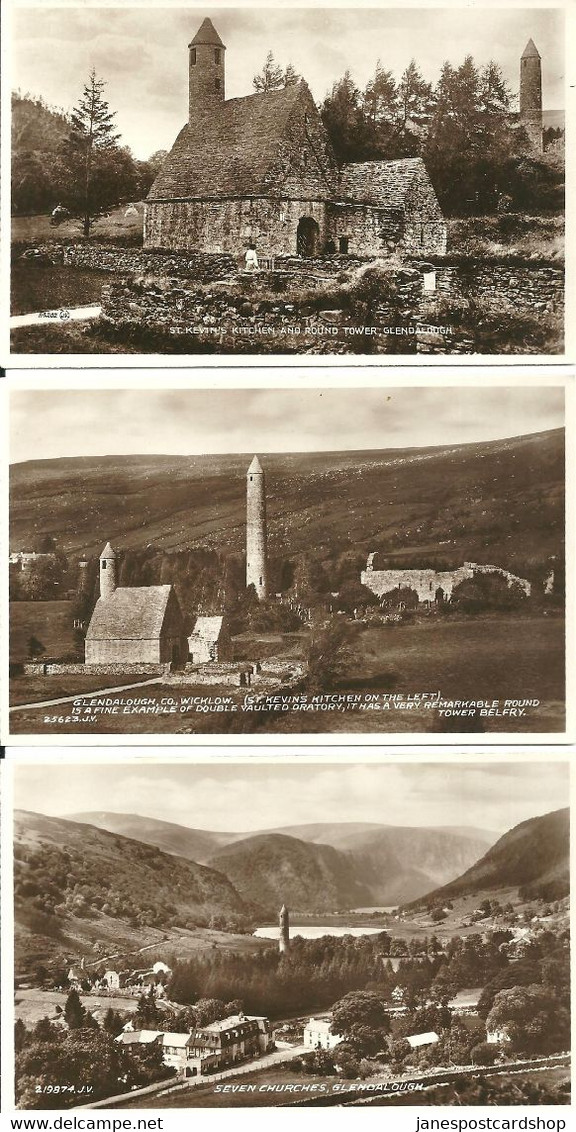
11, 7, 565, 158
9, 386, 565, 464
13, 760, 568, 835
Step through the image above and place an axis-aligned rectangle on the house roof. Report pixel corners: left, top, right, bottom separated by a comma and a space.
148, 81, 310, 201
338, 158, 432, 210
189, 615, 225, 644
190, 17, 225, 48
160, 1032, 193, 1047
200, 1014, 254, 1033
117, 1030, 162, 1045
305, 1019, 331, 1033
86, 585, 174, 640
406, 1031, 439, 1048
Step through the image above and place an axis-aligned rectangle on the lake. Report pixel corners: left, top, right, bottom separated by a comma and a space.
254, 925, 389, 941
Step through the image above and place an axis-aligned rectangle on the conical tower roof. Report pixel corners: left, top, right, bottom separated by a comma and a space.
522, 38, 540, 58
248, 455, 263, 474
100, 541, 116, 558
190, 17, 225, 48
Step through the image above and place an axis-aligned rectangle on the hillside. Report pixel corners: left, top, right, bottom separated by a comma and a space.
9, 430, 564, 579
68, 812, 491, 906
14, 811, 252, 969
406, 807, 569, 908
206, 833, 372, 913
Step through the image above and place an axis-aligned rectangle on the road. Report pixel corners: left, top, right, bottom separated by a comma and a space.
10, 305, 101, 328
10, 676, 163, 712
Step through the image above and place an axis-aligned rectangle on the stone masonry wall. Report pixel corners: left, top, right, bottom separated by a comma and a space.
23, 662, 167, 676
361, 558, 531, 602
145, 198, 328, 257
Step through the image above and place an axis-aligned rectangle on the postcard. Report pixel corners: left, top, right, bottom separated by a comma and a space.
3, 3, 571, 363
2, 754, 570, 1110
4, 374, 572, 744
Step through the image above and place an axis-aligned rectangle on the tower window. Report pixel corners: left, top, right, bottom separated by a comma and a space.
215, 48, 221, 64
191, 48, 196, 65
102, 561, 107, 569
215, 78, 221, 91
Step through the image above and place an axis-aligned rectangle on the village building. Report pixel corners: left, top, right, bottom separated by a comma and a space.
85, 542, 188, 666
145, 18, 447, 258
188, 615, 232, 662
303, 1018, 342, 1051
406, 1031, 440, 1049
101, 969, 125, 990
189, 1013, 263, 1067
118, 1014, 273, 1078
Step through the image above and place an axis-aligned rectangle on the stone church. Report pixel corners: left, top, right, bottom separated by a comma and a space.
85, 543, 188, 666
144, 17, 447, 258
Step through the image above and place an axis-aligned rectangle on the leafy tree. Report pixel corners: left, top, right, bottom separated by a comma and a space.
253, 52, 285, 93
15, 1019, 28, 1053
64, 69, 121, 236
486, 984, 569, 1055
331, 990, 390, 1055
27, 635, 46, 660
306, 619, 361, 692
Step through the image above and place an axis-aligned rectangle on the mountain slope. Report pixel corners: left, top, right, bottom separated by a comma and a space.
206, 833, 372, 913
14, 810, 251, 969
68, 812, 491, 906
10, 430, 564, 577
406, 808, 569, 907
67, 811, 233, 862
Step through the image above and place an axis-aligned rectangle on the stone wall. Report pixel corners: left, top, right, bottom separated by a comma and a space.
362, 558, 531, 602
60, 244, 237, 280
23, 662, 167, 676
430, 261, 563, 313
144, 198, 328, 257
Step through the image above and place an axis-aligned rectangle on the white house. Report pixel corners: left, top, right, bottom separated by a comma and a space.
303, 1018, 342, 1051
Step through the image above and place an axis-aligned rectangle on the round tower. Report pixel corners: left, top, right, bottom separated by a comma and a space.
246, 456, 267, 601
520, 39, 543, 154
279, 904, 290, 953
99, 541, 117, 600
189, 17, 226, 122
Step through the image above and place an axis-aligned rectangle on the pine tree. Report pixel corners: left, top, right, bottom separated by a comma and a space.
67, 69, 120, 236
283, 63, 301, 87
253, 52, 285, 93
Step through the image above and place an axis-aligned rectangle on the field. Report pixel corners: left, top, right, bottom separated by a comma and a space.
8, 615, 564, 735
10, 601, 77, 662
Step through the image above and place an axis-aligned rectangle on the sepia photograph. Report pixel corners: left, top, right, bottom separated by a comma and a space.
7, 757, 570, 1109
7, 5, 566, 358
6, 381, 568, 739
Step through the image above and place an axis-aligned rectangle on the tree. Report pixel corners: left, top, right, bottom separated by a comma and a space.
395, 60, 434, 154
27, 635, 45, 660
321, 72, 374, 164
306, 619, 361, 693
15, 1019, 28, 1053
486, 984, 570, 1055
65, 69, 121, 236
283, 63, 301, 87
102, 1008, 125, 1036
64, 989, 91, 1030
331, 990, 390, 1055
253, 52, 285, 93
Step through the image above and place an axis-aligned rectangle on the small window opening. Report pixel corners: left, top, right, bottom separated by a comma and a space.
215, 78, 221, 91
191, 48, 197, 65
302, 151, 308, 168
215, 48, 221, 64
102, 561, 107, 569
339, 236, 349, 254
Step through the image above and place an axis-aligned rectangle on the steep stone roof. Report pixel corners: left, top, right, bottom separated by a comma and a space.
337, 158, 434, 211
148, 81, 310, 200
190, 17, 224, 47
248, 455, 263, 473
522, 39, 540, 58
189, 615, 225, 645
86, 585, 174, 640
100, 541, 116, 559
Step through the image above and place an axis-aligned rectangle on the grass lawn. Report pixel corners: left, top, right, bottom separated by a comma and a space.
10, 600, 77, 663
9, 672, 158, 707
8, 615, 564, 734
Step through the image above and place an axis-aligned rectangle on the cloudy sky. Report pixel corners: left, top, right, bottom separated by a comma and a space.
9, 386, 565, 464
11, 7, 565, 158
13, 760, 568, 834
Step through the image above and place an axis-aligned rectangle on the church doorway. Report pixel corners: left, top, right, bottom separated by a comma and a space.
297, 216, 320, 257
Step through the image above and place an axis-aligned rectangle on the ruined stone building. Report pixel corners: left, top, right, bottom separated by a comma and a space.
361, 554, 531, 604
145, 17, 446, 257
85, 542, 188, 665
